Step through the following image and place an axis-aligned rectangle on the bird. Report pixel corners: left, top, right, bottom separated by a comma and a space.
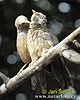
15, 15, 31, 74
27, 10, 73, 89
15, 15, 47, 92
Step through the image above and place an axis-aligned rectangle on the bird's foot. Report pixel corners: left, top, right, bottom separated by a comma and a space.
29, 61, 37, 66
17, 63, 27, 75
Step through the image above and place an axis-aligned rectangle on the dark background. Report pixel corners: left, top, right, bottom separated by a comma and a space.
0, 0, 80, 100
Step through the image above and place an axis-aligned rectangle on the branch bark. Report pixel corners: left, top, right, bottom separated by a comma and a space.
73, 39, 80, 48
0, 72, 10, 83
0, 27, 80, 98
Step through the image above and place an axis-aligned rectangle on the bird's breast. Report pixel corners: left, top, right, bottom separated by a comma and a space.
17, 33, 31, 63
27, 29, 54, 59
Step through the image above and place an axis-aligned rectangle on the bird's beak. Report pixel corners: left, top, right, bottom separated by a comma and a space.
32, 9, 38, 16
24, 21, 30, 24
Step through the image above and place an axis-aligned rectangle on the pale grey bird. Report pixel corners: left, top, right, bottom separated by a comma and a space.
15, 15, 31, 65
27, 10, 73, 89
15, 15, 46, 92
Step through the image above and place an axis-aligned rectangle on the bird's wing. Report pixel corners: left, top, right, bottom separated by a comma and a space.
43, 29, 74, 88
35, 28, 59, 48
43, 28, 59, 44
38, 28, 73, 88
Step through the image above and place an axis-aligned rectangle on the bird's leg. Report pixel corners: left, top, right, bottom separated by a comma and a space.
17, 63, 27, 75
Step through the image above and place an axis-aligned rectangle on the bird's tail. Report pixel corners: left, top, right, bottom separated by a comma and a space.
52, 56, 74, 89
31, 70, 47, 92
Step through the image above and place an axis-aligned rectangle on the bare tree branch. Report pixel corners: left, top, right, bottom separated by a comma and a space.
0, 27, 80, 98
0, 72, 10, 83
62, 49, 80, 64
73, 39, 80, 48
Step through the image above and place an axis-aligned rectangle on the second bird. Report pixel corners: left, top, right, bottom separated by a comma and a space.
27, 10, 73, 89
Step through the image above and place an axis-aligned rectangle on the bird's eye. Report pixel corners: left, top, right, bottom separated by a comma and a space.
22, 23, 25, 25
36, 13, 39, 16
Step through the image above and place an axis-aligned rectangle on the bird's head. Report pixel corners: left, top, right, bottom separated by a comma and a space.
15, 15, 30, 29
31, 10, 47, 26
